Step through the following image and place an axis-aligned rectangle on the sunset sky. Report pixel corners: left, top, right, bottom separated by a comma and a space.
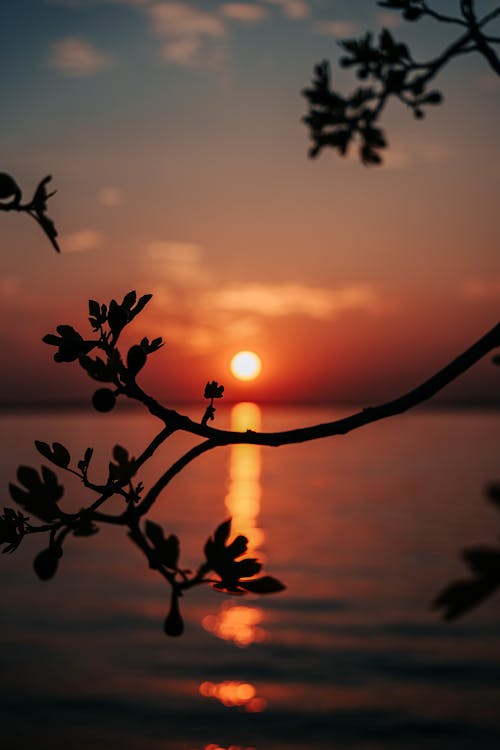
0, 0, 498, 406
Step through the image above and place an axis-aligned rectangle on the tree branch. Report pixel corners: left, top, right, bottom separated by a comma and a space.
139, 322, 500, 449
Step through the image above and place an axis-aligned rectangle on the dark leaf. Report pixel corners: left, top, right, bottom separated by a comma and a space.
131, 293, 153, 320
432, 578, 498, 620
127, 345, 147, 377
234, 558, 262, 578
122, 290, 137, 310
487, 482, 500, 510
214, 519, 231, 547
0, 172, 21, 202
240, 576, 286, 594
225, 534, 248, 559
145, 520, 165, 547
204, 381, 224, 399
108, 444, 135, 482
9, 463, 63, 520
88, 299, 101, 318
35, 440, 70, 469
463, 546, 500, 579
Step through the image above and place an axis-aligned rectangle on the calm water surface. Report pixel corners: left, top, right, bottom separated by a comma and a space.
0, 405, 499, 750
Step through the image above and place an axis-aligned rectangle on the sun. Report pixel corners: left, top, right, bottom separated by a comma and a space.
230, 351, 262, 381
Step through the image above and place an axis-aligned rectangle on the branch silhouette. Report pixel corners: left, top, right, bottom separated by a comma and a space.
0, 172, 60, 251
303, 0, 500, 163
2, 1, 499, 637
1, 291, 498, 634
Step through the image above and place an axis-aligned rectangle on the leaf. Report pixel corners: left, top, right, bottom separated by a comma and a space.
35, 440, 70, 469
132, 293, 153, 317
235, 558, 262, 578
145, 520, 165, 547
0, 172, 21, 201
486, 482, 500, 510
122, 290, 137, 310
77, 447, 94, 474
463, 546, 500, 579
127, 345, 147, 377
214, 518, 231, 547
49, 441, 70, 468
9, 464, 63, 521
432, 578, 498, 620
108, 444, 135, 482
145, 521, 179, 569
240, 576, 286, 594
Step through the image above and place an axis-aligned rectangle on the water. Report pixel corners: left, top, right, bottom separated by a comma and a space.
0, 405, 499, 750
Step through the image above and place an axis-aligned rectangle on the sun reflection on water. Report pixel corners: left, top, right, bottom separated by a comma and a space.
202, 402, 267, 645
199, 402, 268, 732
199, 680, 267, 713
202, 602, 266, 647
224, 402, 264, 553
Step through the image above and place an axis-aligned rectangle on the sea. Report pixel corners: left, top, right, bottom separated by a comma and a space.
0, 404, 499, 750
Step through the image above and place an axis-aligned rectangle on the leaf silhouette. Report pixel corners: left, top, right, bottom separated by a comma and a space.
9, 465, 63, 521
35, 440, 71, 469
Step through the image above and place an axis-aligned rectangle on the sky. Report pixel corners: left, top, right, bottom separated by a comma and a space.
0, 0, 499, 406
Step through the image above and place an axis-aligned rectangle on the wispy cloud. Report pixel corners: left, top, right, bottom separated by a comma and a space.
98, 186, 123, 207
461, 278, 500, 301
149, 2, 226, 68
48, 37, 112, 76
265, 0, 310, 20
376, 10, 403, 29
146, 239, 211, 285
220, 3, 268, 22
205, 282, 380, 320
314, 20, 359, 37
61, 229, 104, 253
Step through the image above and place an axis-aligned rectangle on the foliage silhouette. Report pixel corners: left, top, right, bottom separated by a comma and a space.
0, 172, 60, 251
1, 0, 499, 635
303, 0, 500, 163
0, 289, 498, 635
433, 484, 500, 619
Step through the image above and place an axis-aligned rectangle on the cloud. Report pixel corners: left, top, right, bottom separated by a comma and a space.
48, 37, 112, 76
220, 3, 268, 22
61, 229, 104, 253
146, 239, 210, 285
149, 2, 226, 68
98, 186, 123, 207
375, 10, 403, 29
314, 20, 359, 37
461, 278, 500, 301
265, 0, 310, 20
0, 274, 21, 302
205, 282, 380, 320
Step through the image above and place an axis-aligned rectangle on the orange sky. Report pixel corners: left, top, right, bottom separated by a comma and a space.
0, 1, 499, 406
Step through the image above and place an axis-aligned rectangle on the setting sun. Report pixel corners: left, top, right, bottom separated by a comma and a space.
230, 351, 262, 381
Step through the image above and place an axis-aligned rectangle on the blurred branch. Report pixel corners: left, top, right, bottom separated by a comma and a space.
303, 0, 500, 163
0, 173, 60, 251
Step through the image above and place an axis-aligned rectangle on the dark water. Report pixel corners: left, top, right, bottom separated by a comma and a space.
1, 405, 499, 750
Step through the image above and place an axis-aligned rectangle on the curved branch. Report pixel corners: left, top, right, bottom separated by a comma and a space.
167, 321, 499, 446
136, 439, 218, 516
